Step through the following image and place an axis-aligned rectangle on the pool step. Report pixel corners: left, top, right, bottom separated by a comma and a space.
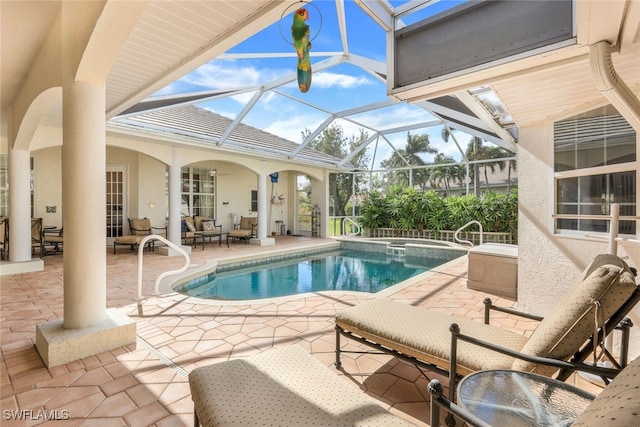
387, 245, 405, 256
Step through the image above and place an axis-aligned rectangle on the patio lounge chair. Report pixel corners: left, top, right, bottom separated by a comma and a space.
427, 355, 640, 427
113, 218, 166, 254
188, 345, 412, 427
335, 254, 640, 415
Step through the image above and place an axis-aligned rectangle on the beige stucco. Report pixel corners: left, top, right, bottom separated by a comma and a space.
518, 119, 640, 358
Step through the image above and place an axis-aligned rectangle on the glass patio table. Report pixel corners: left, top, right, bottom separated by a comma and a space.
457, 370, 595, 426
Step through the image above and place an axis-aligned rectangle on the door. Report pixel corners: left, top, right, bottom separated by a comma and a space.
106, 167, 127, 242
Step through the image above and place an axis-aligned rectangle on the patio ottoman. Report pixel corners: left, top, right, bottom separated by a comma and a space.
467, 243, 518, 299
188, 345, 411, 426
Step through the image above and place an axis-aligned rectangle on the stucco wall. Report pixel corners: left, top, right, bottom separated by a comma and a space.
518, 122, 640, 358
33, 147, 62, 227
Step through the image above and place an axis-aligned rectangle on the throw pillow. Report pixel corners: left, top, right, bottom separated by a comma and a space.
202, 220, 217, 232
181, 220, 188, 233
186, 220, 196, 232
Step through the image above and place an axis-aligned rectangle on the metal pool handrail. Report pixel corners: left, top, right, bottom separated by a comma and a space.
136, 234, 190, 301
454, 220, 483, 247
342, 218, 361, 236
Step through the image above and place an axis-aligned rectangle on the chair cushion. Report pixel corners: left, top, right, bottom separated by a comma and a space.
571, 357, 640, 427
114, 235, 143, 245
194, 216, 211, 231
202, 220, 218, 232
229, 229, 251, 238
182, 217, 196, 232
336, 299, 528, 376
512, 254, 636, 375
239, 216, 257, 230
129, 218, 151, 235
188, 345, 411, 426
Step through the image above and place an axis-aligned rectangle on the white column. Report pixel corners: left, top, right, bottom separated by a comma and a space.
168, 147, 181, 244
8, 148, 32, 261
62, 80, 106, 329
256, 172, 268, 239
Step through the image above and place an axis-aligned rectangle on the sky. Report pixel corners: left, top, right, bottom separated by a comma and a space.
154, 0, 477, 170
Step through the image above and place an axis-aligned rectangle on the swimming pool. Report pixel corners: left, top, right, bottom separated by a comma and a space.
175, 248, 464, 300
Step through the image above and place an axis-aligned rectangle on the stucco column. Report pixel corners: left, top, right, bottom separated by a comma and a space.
8, 148, 32, 261
256, 172, 268, 239
62, 80, 106, 329
168, 147, 181, 244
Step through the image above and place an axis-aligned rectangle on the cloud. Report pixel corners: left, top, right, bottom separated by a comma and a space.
312, 71, 374, 89
179, 60, 287, 90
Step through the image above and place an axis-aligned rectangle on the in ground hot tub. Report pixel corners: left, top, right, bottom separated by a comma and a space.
467, 243, 518, 299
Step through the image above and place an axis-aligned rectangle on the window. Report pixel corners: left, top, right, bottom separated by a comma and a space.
0, 155, 34, 217
181, 167, 216, 218
554, 105, 636, 235
250, 189, 258, 212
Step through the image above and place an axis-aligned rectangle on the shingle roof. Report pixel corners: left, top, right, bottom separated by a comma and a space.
111, 105, 351, 169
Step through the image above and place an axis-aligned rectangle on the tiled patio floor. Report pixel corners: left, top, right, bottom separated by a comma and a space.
1, 236, 602, 426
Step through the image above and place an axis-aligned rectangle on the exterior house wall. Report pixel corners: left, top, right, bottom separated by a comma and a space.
518, 120, 640, 357
33, 147, 62, 227
137, 154, 167, 229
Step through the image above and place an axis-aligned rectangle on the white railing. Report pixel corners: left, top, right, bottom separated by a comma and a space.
136, 234, 190, 301
454, 220, 483, 247
342, 218, 361, 236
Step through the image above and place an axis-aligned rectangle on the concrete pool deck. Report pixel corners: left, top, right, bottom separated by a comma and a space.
1, 235, 602, 426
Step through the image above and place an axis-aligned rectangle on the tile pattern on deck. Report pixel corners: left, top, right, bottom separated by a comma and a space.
1, 236, 602, 426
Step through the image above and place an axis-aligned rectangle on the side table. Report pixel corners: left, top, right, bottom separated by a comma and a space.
457, 370, 595, 426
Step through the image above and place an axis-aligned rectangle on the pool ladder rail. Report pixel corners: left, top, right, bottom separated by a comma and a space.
454, 220, 483, 247
135, 234, 191, 315
342, 218, 361, 237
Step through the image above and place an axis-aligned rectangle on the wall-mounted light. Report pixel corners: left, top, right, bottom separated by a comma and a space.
148, 201, 156, 209
46, 206, 57, 213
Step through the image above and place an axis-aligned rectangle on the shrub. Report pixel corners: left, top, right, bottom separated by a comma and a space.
358, 188, 518, 237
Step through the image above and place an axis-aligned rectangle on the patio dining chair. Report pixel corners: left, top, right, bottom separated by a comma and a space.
335, 253, 639, 423
0, 217, 6, 260
31, 218, 44, 258
43, 227, 63, 255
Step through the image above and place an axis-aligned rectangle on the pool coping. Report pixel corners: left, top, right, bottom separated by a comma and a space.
154, 239, 469, 306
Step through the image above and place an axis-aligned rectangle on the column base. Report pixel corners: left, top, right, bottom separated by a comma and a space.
157, 245, 192, 256
35, 308, 136, 368
250, 237, 275, 246
0, 258, 44, 276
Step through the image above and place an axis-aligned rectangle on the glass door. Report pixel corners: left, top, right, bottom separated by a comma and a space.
106, 167, 126, 240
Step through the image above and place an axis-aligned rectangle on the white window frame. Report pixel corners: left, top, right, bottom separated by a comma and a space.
553, 108, 637, 239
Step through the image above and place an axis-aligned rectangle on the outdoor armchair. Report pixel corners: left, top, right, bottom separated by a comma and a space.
228, 216, 257, 244
113, 218, 166, 254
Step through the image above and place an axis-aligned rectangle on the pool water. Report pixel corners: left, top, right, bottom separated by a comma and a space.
176, 249, 464, 300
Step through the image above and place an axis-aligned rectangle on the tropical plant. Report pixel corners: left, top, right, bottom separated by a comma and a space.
304, 124, 370, 218
380, 132, 438, 188
357, 187, 518, 239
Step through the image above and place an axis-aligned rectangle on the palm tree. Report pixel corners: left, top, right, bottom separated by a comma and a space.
430, 153, 458, 195
380, 132, 438, 188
